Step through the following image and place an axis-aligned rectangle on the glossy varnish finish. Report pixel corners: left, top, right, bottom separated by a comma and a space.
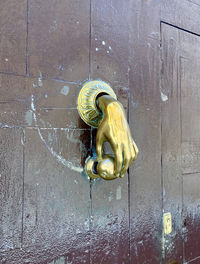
0, 0, 200, 263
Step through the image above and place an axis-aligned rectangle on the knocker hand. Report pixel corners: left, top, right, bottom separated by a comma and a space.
96, 95, 138, 178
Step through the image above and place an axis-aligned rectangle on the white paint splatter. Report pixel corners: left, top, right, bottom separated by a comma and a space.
161, 91, 168, 102
60, 86, 69, 96
107, 50, 109, 54
108, 192, 113, 202
95, 47, 99, 51
38, 72, 43, 88
116, 186, 122, 200
31, 95, 36, 111
25, 110, 33, 126
49, 20, 57, 33
31, 95, 83, 173
45, 94, 48, 98
102, 40, 106, 45
35, 169, 40, 175
109, 46, 112, 50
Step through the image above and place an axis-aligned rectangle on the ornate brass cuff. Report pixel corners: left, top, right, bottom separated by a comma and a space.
77, 80, 117, 128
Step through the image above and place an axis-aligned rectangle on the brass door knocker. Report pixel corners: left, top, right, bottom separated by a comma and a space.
77, 80, 138, 180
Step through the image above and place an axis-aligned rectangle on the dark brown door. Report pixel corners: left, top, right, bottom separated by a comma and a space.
0, 1, 200, 264
161, 22, 200, 263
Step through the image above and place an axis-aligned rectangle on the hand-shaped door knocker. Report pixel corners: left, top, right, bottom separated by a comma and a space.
77, 80, 138, 180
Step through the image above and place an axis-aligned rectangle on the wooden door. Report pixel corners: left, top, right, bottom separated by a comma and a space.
0, 1, 200, 264
161, 21, 200, 264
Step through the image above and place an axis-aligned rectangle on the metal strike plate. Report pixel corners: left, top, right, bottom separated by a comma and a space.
163, 212, 172, 235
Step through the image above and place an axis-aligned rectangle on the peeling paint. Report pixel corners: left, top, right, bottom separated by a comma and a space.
54, 256, 65, 264
108, 192, 113, 202
161, 91, 168, 102
38, 71, 43, 88
49, 20, 57, 33
25, 110, 33, 126
116, 186, 122, 200
60, 85, 69, 96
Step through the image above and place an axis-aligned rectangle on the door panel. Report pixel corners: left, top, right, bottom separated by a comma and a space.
129, 0, 162, 263
162, 22, 200, 263
1, 0, 200, 263
161, 0, 200, 36
0, 129, 23, 251
0, 0, 27, 75
90, 1, 130, 263
28, 0, 90, 82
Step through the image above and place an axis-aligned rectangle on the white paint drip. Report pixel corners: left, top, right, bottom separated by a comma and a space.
116, 186, 122, 200
60, 86, 69, 96
161, 91, 168, 102
31, 95, 83, 173
38, 71, 43, 88
25, 110, 33, 126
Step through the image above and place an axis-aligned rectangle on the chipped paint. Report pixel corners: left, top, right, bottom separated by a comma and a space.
48, 256, 65, 264
54, 256, 65, 264
60, 85, 69, 96
38, 71, 43, 87
108, 192, 113, 202
25, 110, 33, 126
35, 169, 40, 175
49, 20, 57, 33
116, 186, 122, 200
161, 91, 168, 102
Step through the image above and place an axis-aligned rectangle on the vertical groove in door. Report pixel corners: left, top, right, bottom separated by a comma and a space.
21, 128, 25, 248
160, 21, 165, 264
89, 0, 92, 80
89, 1, 93, 263
26, 0, 29, 76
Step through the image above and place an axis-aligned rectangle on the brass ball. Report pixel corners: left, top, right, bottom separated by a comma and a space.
97, 155, 117, 180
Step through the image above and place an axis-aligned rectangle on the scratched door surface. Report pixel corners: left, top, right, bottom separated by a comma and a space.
161, 21, 200, 264
0, 1, 200, 264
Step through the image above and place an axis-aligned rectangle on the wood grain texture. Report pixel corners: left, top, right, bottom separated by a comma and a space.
161, 0, 200, 36
28, 0, 90, 82
0, 0, 27, 75
90, 0, 130, 263
129, 1, 162, 263
22, 128, 90, 263
0, 74, 88, 129
91, 0, 129, 87
161, 23, 183, 263
0, 128, 23, 253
